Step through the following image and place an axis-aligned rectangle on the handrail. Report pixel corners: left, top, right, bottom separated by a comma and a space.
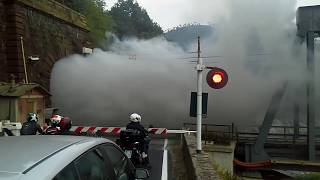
183, 123, 320, 144
183, 123, 235, 144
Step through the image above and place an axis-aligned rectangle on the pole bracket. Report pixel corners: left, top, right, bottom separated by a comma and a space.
196, 64, 205, 71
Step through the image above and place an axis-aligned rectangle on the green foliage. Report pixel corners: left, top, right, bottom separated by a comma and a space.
109, 0, 163, 39
294, 173, 320, 180
56, 0, 112, 48
56, 0, 163, 48
212, 163, 243, 180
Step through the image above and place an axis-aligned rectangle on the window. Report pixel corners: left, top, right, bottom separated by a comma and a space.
53, 163, 78, 180
99, 144, 135, 180
74, 149, 112, 180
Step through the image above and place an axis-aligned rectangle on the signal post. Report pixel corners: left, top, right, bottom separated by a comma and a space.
195, 37, 228, 153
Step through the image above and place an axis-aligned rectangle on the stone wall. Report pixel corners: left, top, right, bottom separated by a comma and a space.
0, 0, 89, 91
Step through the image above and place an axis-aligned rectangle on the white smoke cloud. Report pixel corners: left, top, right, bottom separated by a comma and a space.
196, 0, 307, 128
52, 0, 314, 129
51, 37, 195, 128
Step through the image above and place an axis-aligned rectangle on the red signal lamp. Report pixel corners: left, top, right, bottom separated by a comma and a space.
212, 73, 223, 83
206, 67, 228, 89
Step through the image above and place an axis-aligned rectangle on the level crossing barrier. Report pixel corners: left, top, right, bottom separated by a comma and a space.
70, 126, 195, 135
1, 123, 196, 136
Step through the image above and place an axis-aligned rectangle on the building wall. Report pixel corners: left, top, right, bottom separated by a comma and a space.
0, 1, 7, 82
0, 97, 11, 121
19, 89, 46, 125
18, 97, 45, 125
0, 0, 90, 91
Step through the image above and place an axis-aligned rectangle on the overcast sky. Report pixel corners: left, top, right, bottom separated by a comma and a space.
106, 0, 320, 30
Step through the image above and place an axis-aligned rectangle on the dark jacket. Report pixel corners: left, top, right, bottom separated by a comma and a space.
20, 121, 43, 135
126, 122, 148, 137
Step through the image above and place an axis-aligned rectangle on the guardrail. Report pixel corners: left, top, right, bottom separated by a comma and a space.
183, 123, 320, 144
183, 123, 234, 137
183, 123, 235, 144
236, 125, 311, 138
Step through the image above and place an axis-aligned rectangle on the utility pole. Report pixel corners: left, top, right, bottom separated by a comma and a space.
20, 36, 28, 84
306, 31, 315, 161
196, 36, 203, 153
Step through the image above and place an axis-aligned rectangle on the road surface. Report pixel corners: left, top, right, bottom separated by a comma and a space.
110, 137, 167, 180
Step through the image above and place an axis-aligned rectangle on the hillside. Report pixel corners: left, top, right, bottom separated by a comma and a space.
165, 24, 214, 50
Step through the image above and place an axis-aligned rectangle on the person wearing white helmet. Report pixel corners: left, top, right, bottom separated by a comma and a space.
129, 113, 141, 122
126, 113, 150, 166
127, 113, 147, 135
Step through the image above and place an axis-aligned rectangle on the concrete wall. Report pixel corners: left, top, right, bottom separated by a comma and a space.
182, 134, 221, 180
182, 135, 197, 180
204, 142, 236, 175
0, 0, 89, 91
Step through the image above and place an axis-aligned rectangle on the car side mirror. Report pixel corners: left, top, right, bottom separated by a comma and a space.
135, 168, 149, 179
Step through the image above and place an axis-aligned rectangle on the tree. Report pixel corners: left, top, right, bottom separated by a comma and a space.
56, 0, 113, 48
56, 0, 163, 47
109, 0, 163, 39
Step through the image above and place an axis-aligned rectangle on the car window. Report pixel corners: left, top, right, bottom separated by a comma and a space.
99, 144, 134, 180
53, 163, 78, 180
74, 149, 112, 180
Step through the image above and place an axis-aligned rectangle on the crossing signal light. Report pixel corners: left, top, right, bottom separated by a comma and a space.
212, 73, 223, 83
206, 67, 228, 89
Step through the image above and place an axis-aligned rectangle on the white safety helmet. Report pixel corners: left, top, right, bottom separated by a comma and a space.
130, 113, 141, 123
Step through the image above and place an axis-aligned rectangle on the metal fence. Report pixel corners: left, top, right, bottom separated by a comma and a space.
183, 123, 234, 144
183, 123, 319, 145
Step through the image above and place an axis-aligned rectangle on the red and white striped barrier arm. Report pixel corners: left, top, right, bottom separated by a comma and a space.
70, 126, 168, 135
70, 126, 125, 134
148, 128, 167, 135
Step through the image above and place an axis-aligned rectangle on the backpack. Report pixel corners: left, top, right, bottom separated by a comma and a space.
20, 121, 37, 135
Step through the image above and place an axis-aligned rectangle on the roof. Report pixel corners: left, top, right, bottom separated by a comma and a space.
0, 83, 50, 97
0, 135, 110, 174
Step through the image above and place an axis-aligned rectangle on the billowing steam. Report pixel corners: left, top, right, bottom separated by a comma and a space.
51, 0, 314, 129
51, 37, 194, 128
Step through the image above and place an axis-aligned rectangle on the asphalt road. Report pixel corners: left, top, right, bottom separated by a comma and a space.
148, 139, 166, 180
109, 137, 167, 180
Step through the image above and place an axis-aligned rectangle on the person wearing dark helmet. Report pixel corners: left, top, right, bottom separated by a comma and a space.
20, 113, 44, 135
126, 113, 151, 167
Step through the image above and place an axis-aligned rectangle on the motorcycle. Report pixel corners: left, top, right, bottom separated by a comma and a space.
117, 129, 149, 168
44, 126, 60, 135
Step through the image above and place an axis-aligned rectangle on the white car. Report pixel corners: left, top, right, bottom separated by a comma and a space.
0, 135, 149, 180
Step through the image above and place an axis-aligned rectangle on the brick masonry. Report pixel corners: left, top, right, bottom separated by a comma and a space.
183, 134, 221, 180
0, 0, 89, 91
0, 1, 6, 80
